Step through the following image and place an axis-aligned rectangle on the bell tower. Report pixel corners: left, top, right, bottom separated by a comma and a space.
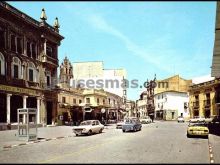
59, 56, 73, 88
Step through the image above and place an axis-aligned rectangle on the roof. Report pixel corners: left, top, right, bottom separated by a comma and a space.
154, 90, 188, 96
0, 1, 64, 40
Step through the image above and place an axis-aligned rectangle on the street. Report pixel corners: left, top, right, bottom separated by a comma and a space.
0, 121, 213, 164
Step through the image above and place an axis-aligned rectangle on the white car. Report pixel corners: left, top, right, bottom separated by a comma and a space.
177, 116, 185, 123
140, 116, 152, 124
116, 120, 125, 129
72, 120, 104, 136
189, 116, 205, 123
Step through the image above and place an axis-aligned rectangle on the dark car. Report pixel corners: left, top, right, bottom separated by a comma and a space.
122, 118, 142, 132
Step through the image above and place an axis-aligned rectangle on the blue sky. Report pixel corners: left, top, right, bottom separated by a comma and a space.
8, 1, 216, 100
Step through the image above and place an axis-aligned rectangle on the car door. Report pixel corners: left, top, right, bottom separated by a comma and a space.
91, 121, 97, 133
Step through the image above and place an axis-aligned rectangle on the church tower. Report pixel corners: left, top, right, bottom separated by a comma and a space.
59, 56, 73, 88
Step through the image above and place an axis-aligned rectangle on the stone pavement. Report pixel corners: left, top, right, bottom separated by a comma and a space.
0, 124, 116, 151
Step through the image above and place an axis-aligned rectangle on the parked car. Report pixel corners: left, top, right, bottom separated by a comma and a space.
189, 116, 205, 123
187, 122, 209, 138
177, 116, 185, 123
212, 115, 220, 124
140, 116, 152, 124
72, 120, 104, 136
122, 118, 142, 132
204, 115, 220, 124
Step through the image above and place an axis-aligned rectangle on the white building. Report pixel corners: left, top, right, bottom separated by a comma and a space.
136, 91, 148, 118
154, 91, 190, 120
71, 61, 127, 98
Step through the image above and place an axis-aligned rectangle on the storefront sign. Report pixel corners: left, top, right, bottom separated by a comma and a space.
0, 84, 40, 96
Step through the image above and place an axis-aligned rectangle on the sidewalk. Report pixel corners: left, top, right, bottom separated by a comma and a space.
0, 126, 74, 150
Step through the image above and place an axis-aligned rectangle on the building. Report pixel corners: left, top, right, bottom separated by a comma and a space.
0, 2, 64, 129
154, 91, 189, 120
188, 79, 220, 118
154, 75, 192, 95
211, 1, 220, 78
136, 91, 148, 118
125, 100, 136, 118
57, 58, 126, 125
71, 61, 127, 98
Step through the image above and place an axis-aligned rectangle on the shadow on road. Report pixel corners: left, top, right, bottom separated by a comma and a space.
208, 123, 220, 136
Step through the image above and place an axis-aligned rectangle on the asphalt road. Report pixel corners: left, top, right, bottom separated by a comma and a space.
0, 121, 210, 163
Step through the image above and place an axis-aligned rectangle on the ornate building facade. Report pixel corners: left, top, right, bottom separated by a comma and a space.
0, 2, 64, 129
189, 79, 220, 118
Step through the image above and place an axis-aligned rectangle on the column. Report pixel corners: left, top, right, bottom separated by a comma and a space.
6, 94, 12, 124
37, 97, 41, 124
23, 95, 28, 123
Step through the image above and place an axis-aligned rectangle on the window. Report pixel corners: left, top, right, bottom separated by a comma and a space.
27, 42, 31, 57
103, 99, 105, 105
12, 57, 21, 79
73, 99, 76, 104
32, 43, 36, 59
113, 100, 115, 105
0, 53, 5, 75
62, 97, 66, 103
0, 29, 5, 49
166, 82, 169, 88
97, 98, 99, 104
158, 103, 160, 108
158, 82, 161, 88
162, 82, 165, 88
79, 99, 82, 104
17, 37, 22, 54
108, 98, 111, 104
86, 98, 90, 104
11, 34, 16, 52
47, 76, 50, 86
14, 65, 18, 78
28, 62, 36, 82
46, 46, 53, 57
29, 69, 34, 82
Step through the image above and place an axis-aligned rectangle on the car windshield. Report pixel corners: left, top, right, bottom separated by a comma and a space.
189, 122, 206, 127
125, 119, 136, 124
80, 121, 92, 126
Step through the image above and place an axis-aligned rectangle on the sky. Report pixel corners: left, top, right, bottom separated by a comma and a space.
8, 1, 216, 100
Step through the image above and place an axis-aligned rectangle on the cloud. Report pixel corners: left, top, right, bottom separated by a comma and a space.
86, 14, 175, 73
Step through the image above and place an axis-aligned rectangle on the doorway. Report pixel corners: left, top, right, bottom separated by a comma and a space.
0, 93, 6, 122
10, 95, 23, 122
171, 112, 175, 119
46, 101, 53, 125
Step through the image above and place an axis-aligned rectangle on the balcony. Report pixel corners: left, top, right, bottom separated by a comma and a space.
203, 99, 211, 107
192, 101, 199, 109
11, 78, 26, 87
42, 55, 59, 66
27, 81, 39, 88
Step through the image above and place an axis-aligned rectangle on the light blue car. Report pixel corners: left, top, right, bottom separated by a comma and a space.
122, 118, 142, 132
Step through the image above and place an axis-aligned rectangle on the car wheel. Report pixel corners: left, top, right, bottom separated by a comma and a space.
87, 130, 92, 136
75, 134, 79, 136
187, 133, 191, 138
133, 127, 137, 132
99, 128, 103, 133
122, 129, 125, 132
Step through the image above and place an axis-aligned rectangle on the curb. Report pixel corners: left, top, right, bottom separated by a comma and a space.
2, 135, 75, 151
